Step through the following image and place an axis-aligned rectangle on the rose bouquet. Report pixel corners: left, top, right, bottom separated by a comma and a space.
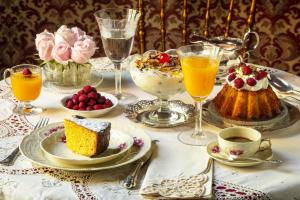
35, 25, 97, 86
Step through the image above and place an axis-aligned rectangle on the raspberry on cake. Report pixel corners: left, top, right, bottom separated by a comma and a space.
64, 118, 111, 157
213, 63, 282, 121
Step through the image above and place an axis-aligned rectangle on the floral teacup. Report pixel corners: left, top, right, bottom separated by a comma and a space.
218, 127, 271, 158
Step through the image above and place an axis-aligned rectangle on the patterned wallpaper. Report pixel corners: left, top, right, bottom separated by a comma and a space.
0, 0, 299, 75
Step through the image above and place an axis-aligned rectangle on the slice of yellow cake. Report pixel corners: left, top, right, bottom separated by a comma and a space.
64, 118, 111, 157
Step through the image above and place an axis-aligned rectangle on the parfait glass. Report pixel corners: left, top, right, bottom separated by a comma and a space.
3, 64, 43, 115
177, 43, 221, 146
95, 8, 140, 102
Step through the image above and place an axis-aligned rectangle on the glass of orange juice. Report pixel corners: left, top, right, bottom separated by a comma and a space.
177, 43, 221, 146
3, 64, 43, 115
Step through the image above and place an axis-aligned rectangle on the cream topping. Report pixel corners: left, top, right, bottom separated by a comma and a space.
226, 64, 269, 91
70, 118, 110, 133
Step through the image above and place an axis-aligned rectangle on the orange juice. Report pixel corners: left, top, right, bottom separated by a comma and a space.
181, 56, 219, 101
11, 72, 42, 101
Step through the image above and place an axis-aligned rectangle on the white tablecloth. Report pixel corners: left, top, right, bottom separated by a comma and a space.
0, 58, 300, 200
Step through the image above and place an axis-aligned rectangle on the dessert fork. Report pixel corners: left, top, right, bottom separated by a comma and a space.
0, 117, 49, 166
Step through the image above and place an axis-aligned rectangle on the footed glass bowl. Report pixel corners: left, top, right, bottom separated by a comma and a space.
129, 50, 187, 127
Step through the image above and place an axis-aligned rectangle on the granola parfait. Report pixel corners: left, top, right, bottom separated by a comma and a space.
130, 50, 187, 127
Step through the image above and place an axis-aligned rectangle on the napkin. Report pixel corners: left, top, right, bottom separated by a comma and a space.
140, 137, 213, 199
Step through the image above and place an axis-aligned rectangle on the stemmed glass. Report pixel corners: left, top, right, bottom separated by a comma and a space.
95, 8, 140, 101
177, 43, 221, 146
3, 64, 43, 115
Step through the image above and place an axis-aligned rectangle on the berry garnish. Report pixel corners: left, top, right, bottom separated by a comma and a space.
242, 66, 252, 75
22, 68, 32, 76
247, 78, 257, 86
159, 53, 170, 63
234, 78, 244, 89
87, 92, 97, 99
238, 62, 247, 68
255, 70, 268, 80
93, 104, 104, 110
228, 67, 235, 74
88, 99, 97, 106
228, 73, 236, 82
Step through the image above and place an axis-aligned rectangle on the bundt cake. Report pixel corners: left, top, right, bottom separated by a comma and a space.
64, 118, 111, 157
213, 63, 282, 121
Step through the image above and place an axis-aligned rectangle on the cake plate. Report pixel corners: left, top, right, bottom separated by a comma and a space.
203, 100, 300, 132
20, 122, 152, 171
125, 100, 195, 128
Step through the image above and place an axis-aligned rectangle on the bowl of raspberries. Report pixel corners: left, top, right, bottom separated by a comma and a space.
61, 85, 118, 117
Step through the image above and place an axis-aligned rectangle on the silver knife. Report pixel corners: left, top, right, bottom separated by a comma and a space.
122, 140, 157, 189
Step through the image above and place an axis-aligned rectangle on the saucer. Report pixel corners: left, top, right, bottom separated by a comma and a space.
40, 127, 133, 165
124, 99, 195, 128
207, 141, 273, 167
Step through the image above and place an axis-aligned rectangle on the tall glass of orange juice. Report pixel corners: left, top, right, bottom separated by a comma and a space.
3, 64, 43, 115
177, 43, 221, 146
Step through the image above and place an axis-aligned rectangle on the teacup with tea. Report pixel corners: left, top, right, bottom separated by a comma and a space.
218, 127, 271, 158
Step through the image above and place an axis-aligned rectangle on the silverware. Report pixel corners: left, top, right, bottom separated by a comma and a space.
0, 117, 49, 166
215, 154, 283, 164
269, 74, 300, 97
122, 140, 158, 189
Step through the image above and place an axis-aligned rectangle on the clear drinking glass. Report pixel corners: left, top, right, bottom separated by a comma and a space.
95, 8, 140, 101
3, 64, 43, 115
177, 43, 221, 146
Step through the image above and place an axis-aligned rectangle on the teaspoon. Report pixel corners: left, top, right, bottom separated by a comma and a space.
268, 74, 300, 96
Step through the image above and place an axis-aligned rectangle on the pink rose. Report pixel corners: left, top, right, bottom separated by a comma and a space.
71, 27, 86, 41
55, 25, 77, 46
51, 42, 71, 65
35, 30, 55, 61
71, 38, 96, 64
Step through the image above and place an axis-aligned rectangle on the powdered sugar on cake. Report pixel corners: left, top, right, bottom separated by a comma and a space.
70, 118, 110, 133
226, 63, 269, 91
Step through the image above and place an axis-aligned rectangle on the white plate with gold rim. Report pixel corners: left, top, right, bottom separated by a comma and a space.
207, 141, 273, 167
40, 127, 133, 165
20, 122, 151, 171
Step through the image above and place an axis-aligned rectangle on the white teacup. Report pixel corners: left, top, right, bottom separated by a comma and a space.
218, 127, 271, 158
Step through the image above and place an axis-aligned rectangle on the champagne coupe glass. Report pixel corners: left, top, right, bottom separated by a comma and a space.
177, 43, 221, 146
95, 8, 140, 101
3, 64, 43, 115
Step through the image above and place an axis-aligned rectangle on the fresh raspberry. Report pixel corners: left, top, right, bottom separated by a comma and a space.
22, 68, 32, 76
97, 93, 101, 98
86, 106, 93, 111
79, 94, 88, 102
79, 101, 86, 109
242, 66, 252, 75
77, 90, 85, 95
247, 78, 257, 86
228, 67, 235, 74
159, 53, 170, 63
259, 70, 268, 78
79, 108, 86, 111
88, 99, 97, 106
93, 104, 104, 110
228, 73, 236, 82
66, 99, 74, 109
234, 78, 244, 89
97, 97, 106, 105
238, 62, 247, 68
255, 70, 268, 80
105, 99, 113, 107
83, 85, 92, 93
73, 105, 79, 110
72, 94, 79, 104
87, 92, 98, 99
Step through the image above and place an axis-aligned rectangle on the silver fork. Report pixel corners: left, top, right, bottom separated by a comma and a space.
0, 117, 49, 166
